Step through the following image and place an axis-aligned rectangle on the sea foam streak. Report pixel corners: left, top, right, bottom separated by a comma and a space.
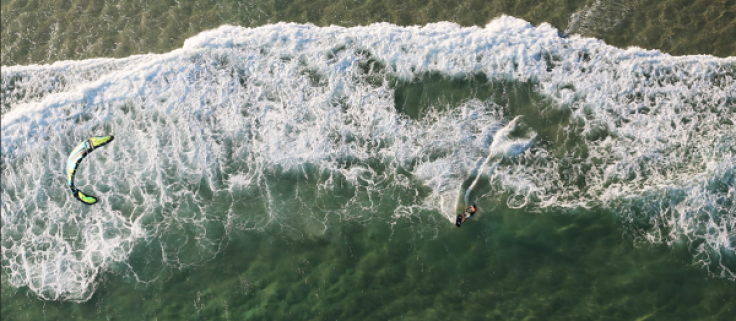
2, 16, 734, 301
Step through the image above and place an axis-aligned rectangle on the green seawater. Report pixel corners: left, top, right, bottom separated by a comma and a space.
1, 0, 735, 66
3, 207, 735, 320
2, 1, 735, 320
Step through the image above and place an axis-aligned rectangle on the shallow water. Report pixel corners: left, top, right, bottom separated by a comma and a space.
2, 3, 735, 320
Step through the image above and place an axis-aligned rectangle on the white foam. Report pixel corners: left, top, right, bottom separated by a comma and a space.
2, 16, 735, 301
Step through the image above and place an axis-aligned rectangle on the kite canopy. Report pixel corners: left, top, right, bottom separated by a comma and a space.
66, 136, 114, 205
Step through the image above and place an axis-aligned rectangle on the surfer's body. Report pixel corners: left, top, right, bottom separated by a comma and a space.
455, 205, 477, 227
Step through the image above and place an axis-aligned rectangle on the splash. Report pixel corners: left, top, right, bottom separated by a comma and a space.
461, 115, 537, 210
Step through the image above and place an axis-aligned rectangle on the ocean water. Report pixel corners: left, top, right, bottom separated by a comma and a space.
3, 0, 735, 66
2, 12, 735, 321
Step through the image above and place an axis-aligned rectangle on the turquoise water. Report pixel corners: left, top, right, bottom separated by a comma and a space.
2, 5, 735, 321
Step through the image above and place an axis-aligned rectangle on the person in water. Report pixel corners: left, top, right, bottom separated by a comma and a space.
460, 205, 477, 224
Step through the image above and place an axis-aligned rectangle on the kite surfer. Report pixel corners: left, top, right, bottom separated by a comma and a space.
455, 204, 477, 227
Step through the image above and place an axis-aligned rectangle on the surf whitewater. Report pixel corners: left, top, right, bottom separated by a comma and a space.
2, 16, 734, 301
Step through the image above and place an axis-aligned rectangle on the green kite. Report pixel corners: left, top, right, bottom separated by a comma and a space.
66, 136, 114, 205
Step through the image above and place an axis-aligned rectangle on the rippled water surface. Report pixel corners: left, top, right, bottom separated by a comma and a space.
2, 1, 735, 320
